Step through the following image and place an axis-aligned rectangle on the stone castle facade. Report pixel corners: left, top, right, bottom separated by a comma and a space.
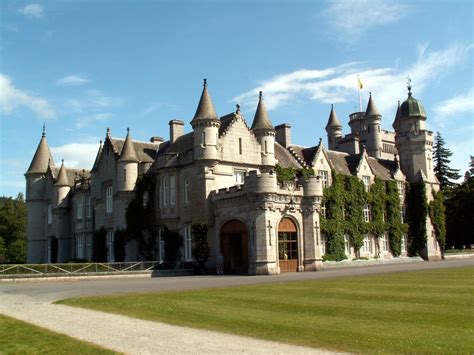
25, 80, 442, 274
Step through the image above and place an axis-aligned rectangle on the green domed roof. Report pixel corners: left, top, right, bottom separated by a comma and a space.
400, 92, 426, 118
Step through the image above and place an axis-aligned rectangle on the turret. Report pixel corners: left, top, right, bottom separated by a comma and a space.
251, 91, 275, 167
54, 159, 71, 208
191, 79, 221, 161
118, 128, 139, 191
325, 104, 342, 150
364, 93, 382, 158
25, 124, 54, 263
394, 81, 434, 182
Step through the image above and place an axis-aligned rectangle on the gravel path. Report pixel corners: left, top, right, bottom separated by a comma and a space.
0, 292, 335, 354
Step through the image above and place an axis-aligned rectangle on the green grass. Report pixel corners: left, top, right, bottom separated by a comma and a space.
58, 267, 474, 353
0, 314, 117, 354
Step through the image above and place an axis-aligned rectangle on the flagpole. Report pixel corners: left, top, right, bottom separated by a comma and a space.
357, 75, 362, 112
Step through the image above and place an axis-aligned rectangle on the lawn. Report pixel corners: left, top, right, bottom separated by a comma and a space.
58, 266, 474, 353
0, 314, 117, 354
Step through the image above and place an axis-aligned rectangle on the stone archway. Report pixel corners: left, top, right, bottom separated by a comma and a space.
278, 217, 298, 272
220, 220, 249, 274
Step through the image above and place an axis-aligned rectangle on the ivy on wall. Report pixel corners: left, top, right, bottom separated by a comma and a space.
429, 189, 446, 253
275, 165, 315, 183
320, 172, 408, 261
406, 181, 428, 256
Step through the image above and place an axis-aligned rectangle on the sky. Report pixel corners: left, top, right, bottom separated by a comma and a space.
1, 0, 473, 198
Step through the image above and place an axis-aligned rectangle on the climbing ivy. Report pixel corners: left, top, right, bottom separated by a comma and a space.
429, 189, 446, 253
275, 164, 315, 183
406, 181, 428, 256
320, 172, 408, 261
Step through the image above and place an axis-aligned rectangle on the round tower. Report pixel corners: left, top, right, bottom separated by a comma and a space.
54, 159, 71, 208
364, 93, 382, 158
25, 125, 54, 263
251, 91, 275, 167
117, 128, 139, 191
325, 104, 342, 150
191, 79, 221, 161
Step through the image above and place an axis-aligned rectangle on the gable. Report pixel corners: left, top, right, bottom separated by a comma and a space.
219, 116, 261, 165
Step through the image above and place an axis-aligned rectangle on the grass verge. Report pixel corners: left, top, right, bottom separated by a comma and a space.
58, 266, 474, 353
0, 314, 117, 354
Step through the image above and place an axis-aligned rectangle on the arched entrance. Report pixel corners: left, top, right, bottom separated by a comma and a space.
220, 220, 249, 274
278, 217, 298, 272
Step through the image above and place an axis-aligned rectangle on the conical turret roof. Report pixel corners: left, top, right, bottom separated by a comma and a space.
325, 104, 342, 130
26, 125, 54, 175
55, 160, 70, 186
392, 101, 401, 128
365, 93, 381, 117
191, 79, 219, 126
251, 92, 274, 131
119, 128, 139, 162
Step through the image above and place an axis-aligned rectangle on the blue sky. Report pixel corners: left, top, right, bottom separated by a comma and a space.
1, 0, 473, 197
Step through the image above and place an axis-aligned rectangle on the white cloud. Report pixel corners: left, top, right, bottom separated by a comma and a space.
19, 4, 44, 19
433, 88, 474, 126
75, 113, 113, 129
0, 74, 55, 119
57, 75, 91, 86
233, 43, 473, 119
51, 143, 100, 169
320, 0, 410, 44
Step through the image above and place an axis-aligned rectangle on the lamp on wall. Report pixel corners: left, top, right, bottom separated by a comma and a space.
288, 197, 296, 212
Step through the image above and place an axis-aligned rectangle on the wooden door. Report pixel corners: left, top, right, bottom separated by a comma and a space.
220, 220, 249, 274
278, 218, 298, 272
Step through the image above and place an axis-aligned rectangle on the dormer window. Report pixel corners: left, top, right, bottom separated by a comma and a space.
318, 170, 328, 188
363, 175, 371, 192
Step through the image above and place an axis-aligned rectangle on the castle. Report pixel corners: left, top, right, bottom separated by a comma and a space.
25, 79, 442, 274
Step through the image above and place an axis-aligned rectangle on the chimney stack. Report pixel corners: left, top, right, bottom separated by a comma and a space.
150, 136, 164, 144
169, 119, 184, 144
275, 123, 291, 148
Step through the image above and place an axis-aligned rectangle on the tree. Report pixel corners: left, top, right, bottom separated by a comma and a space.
433, 132, 461, 190
0, 194, 27, 263
192, 224, 210, 271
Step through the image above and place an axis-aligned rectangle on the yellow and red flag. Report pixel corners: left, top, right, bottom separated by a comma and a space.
358, 78, 363, 90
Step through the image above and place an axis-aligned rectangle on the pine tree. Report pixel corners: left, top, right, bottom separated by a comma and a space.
433, 132, 461, 190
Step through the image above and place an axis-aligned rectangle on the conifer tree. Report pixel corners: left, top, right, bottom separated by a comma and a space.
433, 132, 460, 190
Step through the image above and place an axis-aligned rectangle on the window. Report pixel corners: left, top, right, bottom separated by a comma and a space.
86, 235, 92, 260
400, 206, 405, 223
344, 234, 351, 256
76, 235, 84, 259
318, 170, 328, 188
76, 196, 84, 220
397, 181, 405, 196
161, 176, 169, 207
159, 229, 165, 262
106, 186, 113, 213
106, 230, 114, 262
380, 232, 389, 252
382, 204, 387, 222
202, 131, 206, 146
184, 177, 190, 205
184, 225, 193, 261
86, 196, 91, 219
264, 140, 268, 154
170, 175, 176, 206
234, 170, 245, 185
320, 203, 327, 219
363, 175, 371, 192
47, 204, 52, 225
363, 204, 371, 222
320, 234, 327, 255
123, 168, 127, 182
239, 138, 242, 155
401, 234, 407, 253
342, 205, 347, 220
362, 234, 372, 253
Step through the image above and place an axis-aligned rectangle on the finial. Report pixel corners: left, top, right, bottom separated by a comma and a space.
42, 123, 46, 137
61, 158, 64, 164
236, 103, 241, 113
319, 137, 323, 144
127, 127, 130, 133
406, 75, 412, 96
259, 91, 263, 100
369, 91, 372, 96
331, 104, 334, 109
100, 139, 103, 146
106, 127, 110, 137
203, 78, 207, 88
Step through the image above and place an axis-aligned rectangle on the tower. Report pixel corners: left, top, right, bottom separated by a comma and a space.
53, 160, 72, 262
117, 128, 139, 191
393, 83, 434, 182
251, 91, 275, 167
191, 79, 221, 161
325, 104, 342, 150
25, 125, 54, 263
364, 93, 382, 158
